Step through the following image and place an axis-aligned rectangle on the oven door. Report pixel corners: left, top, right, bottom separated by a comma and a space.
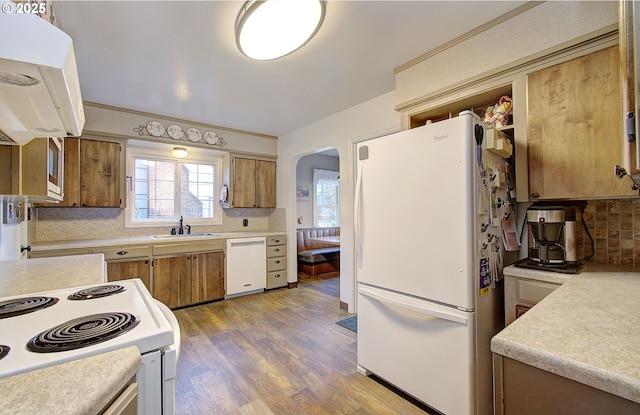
136, 301, 180, 415
157, 300, 180, 415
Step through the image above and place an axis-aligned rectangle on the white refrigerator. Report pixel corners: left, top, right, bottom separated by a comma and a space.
355, 111, 515, 415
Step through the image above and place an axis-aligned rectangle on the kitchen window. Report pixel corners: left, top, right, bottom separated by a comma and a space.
313, 168, 340, 227
125, 142, 223, 227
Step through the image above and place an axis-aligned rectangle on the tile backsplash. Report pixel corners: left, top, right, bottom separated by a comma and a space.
577, 199, 640, 267
33, 207, 286, 242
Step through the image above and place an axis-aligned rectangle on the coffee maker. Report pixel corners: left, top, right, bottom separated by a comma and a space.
525, 206, 579, 269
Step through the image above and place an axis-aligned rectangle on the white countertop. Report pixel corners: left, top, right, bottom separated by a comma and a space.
0, 346, 140, 415
30, 231, 286, 251
0, 254, 106, 297
492, 264, 640, 403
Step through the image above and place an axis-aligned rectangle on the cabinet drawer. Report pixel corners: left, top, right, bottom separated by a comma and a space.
153, 240, 225, 256
266, 245, 286, 258
516, 279, 560, 304
267, 256, 286, 272
94, 246, 151, 260
267, 235, 286, 246
29, 248, 92, 258
267, 270, 287, 289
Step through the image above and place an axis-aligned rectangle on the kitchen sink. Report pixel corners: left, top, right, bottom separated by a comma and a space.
150, 233, 221, 239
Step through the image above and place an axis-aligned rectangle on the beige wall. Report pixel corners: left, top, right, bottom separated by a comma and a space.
83, 103, 278, 157
395, 1, 618, 110
278, 91, 400, 312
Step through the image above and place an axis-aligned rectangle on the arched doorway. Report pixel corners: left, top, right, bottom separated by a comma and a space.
294, 148, 341, 287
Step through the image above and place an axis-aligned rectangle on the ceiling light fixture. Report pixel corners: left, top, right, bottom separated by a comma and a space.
235, 0, 326, 61
172, 147, 188, 158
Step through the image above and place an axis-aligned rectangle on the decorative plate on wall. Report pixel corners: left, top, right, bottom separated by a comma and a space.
204, 131, 219, 145
146, 121, 165, 137
167, 125, 184, 140
186, 128, 202, 142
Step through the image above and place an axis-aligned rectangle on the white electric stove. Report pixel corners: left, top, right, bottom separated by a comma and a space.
0, 278, 178, 415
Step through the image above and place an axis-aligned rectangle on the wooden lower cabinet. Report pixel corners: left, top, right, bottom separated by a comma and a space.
266, 235, 287, 289
153, 255, 192, 309
494, 355, 640, 415
29, 248, 93, 258
153, 251, 224, 309
106, 259, 151, 292
191, 251, 225, 303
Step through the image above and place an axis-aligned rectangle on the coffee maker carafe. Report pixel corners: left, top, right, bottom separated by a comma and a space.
526, 206, 578, 267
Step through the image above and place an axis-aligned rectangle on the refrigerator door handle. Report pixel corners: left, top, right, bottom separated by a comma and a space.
354, 161, 364, 268
359, 286, 468, 325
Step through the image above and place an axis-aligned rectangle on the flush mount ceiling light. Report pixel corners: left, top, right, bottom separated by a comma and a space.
172, 147, 188, 158
235, 0, 326, 60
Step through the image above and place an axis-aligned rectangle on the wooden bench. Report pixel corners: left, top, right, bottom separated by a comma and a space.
296, 227, 340, 276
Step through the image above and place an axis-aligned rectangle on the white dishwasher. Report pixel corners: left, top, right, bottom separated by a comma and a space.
226, 237, 267, 298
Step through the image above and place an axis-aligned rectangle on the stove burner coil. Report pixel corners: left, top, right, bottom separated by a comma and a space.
0, 345, 9, 360
67, 284, 126, 300
0, 296, 59, 319
26, 312, 140, 353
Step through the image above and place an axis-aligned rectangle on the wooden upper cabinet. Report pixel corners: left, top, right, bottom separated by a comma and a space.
255, 160, 276, 208
39, 138, 121, 207
232, 157, 276, 208
527, 46, 637, 199
233, 157, 257, 208
37, 137, 79, 207
80, 139, 121, 207
62, 137, 81, 206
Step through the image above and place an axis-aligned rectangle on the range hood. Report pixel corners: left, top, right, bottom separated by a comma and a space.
0, 2, 85, 145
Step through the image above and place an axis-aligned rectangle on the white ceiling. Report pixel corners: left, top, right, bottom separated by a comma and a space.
55, 1, 527, 137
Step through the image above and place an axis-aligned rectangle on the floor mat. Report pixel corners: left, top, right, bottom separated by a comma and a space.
336, 315, 357, 332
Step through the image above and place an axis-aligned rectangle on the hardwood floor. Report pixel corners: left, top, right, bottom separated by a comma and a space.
173, 275, 430, 415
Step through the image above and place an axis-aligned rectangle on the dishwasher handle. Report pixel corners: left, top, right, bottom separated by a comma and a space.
227, 237, 266, 248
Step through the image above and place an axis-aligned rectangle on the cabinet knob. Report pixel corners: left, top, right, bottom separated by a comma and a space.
116, 251, 128, 256
20, 245, 31, 253
274, 274, 281, 278
531, 193, 540, 199
274, 248, 280, 253
274, 260, 280, 264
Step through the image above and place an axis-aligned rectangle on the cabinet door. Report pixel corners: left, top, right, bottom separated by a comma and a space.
62, 137, 81, 206
153, 255, 191, 309
106, 259, 151, 292
80, 140, 121, 207
36, 137, 80, 207
233, 157, 256, 207
255, 160, 276, 208
191, 251, 225, 303
527, 46, 636, 199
